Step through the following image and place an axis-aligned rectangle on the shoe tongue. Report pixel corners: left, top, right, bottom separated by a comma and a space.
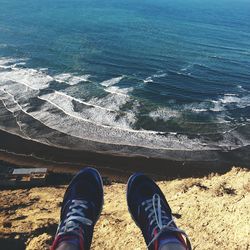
62, 199, 85, 218
144, 200, 173, 230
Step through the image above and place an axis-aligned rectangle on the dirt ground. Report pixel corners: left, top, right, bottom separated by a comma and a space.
0, 167, 249, 250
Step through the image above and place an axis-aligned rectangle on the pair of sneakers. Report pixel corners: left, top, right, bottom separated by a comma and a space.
51, 168, 191, 250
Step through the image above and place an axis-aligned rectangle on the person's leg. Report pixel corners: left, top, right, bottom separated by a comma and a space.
55, 242, 78, 250
127, 173, 191, 250
160, 243, 186, 250
51, 168, 103, 250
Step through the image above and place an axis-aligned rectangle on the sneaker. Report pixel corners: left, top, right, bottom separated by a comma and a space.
127, 173, 191, 250
51, 167, 103, 250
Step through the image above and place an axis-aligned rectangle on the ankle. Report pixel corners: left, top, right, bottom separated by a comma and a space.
51, 233, 84, 250
158, 233, 186, 250
159, 243, 186, 250
56, 241, 80, 250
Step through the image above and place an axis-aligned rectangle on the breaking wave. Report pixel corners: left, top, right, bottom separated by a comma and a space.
100, 76, 125, 87
0, 57, 249, 162
54, 73, 91, 85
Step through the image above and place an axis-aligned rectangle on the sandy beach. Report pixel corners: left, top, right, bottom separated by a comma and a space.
0, 166, 249, 250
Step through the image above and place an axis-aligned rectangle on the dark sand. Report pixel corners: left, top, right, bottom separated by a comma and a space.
2, 129, 249, 182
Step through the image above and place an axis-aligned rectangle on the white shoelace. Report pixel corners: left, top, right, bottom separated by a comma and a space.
57, 199, 93, 236
140, 194, 189, 248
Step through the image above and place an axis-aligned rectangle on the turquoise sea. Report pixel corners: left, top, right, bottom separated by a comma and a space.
0, 0, 250, 162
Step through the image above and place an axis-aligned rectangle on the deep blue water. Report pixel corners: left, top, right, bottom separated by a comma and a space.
0, 0, 250, 156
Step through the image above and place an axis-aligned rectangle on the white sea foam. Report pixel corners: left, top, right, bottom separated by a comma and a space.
1, 83, 248, 153
105, 86, 133, 96
40, 91, 136, 129
210, 100, 224, 112
181, 93, 250, 114
1, 86, 207, 151
100, 76, 124, 87
0, 57, 91, 89
143, 77, 153, 83
182, 102, 211, 113
0, 57, 18, 66
220, 94, 240, 104
210, 93, 250, 112
54, 73, 90, 85
88, 92, 131, 112
143, 72, 167, 83
153, 73, 167, 78
0, 57, 249, 154
149, 107, 180, 122
176, 71, 191, 76
0, 57, 136, 130
0, 66, 53, 90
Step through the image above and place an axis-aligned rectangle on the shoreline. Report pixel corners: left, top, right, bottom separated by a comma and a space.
1, 129, 249, 181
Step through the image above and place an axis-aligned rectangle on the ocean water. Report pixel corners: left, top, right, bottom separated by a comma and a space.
0, 0, 250, 161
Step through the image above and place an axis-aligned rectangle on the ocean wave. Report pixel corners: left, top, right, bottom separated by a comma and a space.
54, 73, 91, 85
0, 58, 27, 70
0, 57, 91, 89
176, 71, 192, 76
0, 56, 249, 155
40, 91, 136, 129
0, 57, 137, 130
0, 86, 205, 151
105, 86, 133, 96
1, 79, 136, 131
100, 76, 124, 87
0, 57, 18, 65
0, 80, 213, 152
89, 92, 133, 111
153, 72, 167, 78
181, 93, 250, 114
143, 77, 154, 83
210, 94, 250, 112
182, 102, 211, 113
1, 80, 249, 154
143, 72, 167, 83
0, 65, 53, 90
149, 107, 180, 122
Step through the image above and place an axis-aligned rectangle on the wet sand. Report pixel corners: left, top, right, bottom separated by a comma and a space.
1, 128, 248, 181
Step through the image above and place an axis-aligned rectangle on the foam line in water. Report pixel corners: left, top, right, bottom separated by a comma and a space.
1, 83, 249, 152
54, 73, 91, 85
0, 57, 20, 66
40, 91, 136, 129
0, 66, 53, 90
0, 66, 137, 130
104, 86, 133, 96
0, 81, 150, 135
0, 83, 212, 151
143, 72, 167, 83
149, 108, 180, 122
210, 94, 250, 112
100, 76, 124, 87
0, 57, 249, 153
